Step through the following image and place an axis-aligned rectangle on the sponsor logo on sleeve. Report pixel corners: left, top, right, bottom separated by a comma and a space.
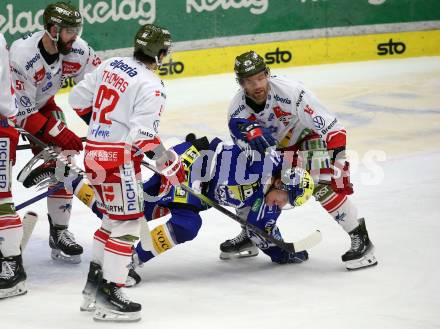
19, 96, 31, 107
153, 120, 160, 133
296, 90, 305, 107
320, 118, 338, 135
312, 116, 325, 130
304, 104, 314, 115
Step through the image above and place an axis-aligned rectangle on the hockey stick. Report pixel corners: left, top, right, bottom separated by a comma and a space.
15, 182, 65, 211
140, 159, 322, 253
7, 119, 85, 180
16, 137, 87, 151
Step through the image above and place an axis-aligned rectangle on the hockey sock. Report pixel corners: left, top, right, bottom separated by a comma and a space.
92, 227, 110, 265
47, 185, 73, 227
315, 184, 359, 233
102, 237, 133, 284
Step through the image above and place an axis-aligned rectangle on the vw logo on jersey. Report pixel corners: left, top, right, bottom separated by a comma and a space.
153, 120, 160, 133
313, 116, 325, 130
20, 96, 32, 107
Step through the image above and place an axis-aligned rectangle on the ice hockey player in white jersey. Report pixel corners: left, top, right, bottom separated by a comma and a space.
69, 24, 185, 322
8, 2, 101, 264
222, 51, 377, 270
0, 33, 27, 299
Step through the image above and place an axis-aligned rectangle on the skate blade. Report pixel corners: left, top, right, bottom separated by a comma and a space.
93, 307, 141, 322
345, 247, 378, 270
219, 247, 259, 260
0, 281, 27, 299
51, 249, 81, 264
80, 296, 96, 312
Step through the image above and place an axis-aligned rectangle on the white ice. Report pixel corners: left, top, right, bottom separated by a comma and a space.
2, 56, 440, 329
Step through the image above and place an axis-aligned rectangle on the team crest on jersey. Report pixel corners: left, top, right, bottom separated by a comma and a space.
273, 106, 290, 126
62, 61, 81, 74
33, 67, 46, 82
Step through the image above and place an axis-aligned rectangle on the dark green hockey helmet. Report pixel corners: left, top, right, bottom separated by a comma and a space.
234, 51, 268, 80
43, 2, 82, 30
134, 24, 171, 58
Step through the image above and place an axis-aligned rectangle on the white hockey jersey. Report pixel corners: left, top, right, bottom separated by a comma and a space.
69, 56, 166, 169
228, 75, 346, 150
9, 31, 100, 123
0, 33, 16, 118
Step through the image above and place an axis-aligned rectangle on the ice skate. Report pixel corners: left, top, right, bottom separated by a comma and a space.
342, 218, 377, 270
0, 255, 27, 299
49, 215, 83, 264
219, 228, 259, 260
93, 280, 141, 322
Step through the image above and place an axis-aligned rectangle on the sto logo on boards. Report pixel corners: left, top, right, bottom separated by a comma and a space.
264, 47, 292, 64
377, 39, 406, 56
159, 58, 185, 76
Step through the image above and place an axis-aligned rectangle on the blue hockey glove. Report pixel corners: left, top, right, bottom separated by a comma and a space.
239, 123, 276, 153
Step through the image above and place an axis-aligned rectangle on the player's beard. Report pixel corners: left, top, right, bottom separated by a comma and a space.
249, 86, 268, 104
57, 39, 74, 55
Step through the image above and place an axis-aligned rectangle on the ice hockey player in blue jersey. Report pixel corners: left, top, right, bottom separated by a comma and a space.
131, 134, 314, 279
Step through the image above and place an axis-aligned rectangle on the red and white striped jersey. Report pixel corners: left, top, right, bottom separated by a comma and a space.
228, 75, 346, 149
69, 56, 166, 168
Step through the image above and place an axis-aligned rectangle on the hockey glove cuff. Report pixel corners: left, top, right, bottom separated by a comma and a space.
156, 149, 186, 186
330, 148, 353, 195
42, 116, 83, 152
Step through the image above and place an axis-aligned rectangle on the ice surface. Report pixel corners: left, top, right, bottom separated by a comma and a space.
2, 56, 440, 329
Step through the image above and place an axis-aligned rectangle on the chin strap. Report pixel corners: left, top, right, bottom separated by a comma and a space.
154, 55, 163, 67
44, 28, 60, 52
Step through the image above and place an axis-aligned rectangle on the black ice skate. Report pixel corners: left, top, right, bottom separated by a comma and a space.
93, 280, 142, 322
0, 255, 27, 299
219, 227, 259, 260
80, 262, 102, 312
342, 218, 377, 270
49, 215, 83, 264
